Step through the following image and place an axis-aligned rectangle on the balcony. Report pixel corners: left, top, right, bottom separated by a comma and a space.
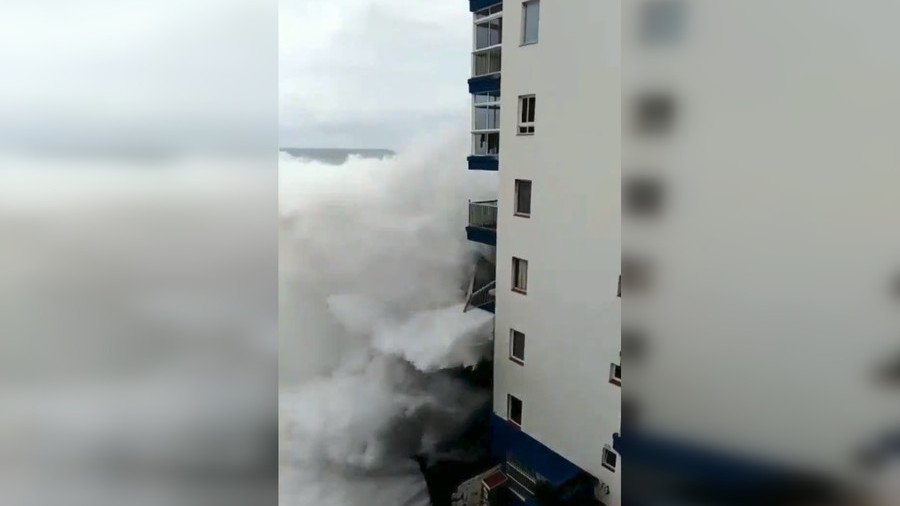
466, 200, 497, 246
469, 132, 499, 171
464, 256, 495, 313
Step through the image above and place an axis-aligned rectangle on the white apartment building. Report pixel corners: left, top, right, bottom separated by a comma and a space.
464, 1, 622, 505
463, 1, 900, 505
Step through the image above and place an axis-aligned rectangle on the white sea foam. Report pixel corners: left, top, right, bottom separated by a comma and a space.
279, 133, 497, 506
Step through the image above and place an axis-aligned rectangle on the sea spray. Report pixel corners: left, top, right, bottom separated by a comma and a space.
279, 134, 497, 506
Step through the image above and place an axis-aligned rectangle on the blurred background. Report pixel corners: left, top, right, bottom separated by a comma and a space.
621, 1, 900, 505
0, 1, 278, 505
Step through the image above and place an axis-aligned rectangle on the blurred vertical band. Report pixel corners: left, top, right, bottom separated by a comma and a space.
0, 1, 277, 505
622, 1, 900, 505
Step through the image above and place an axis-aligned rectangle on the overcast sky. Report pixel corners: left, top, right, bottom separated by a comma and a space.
0, 0, 466, 155
279, 0, 472, 150
0, 0, 275, 156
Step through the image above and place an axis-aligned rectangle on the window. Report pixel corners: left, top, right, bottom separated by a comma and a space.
641, 0, 685, 46
602, 447, 618, 472
625, 175, 664, 216
507, 394, 523, 426
511, 257, 528, 293
518, 95, 535, 134
622, 326, 647, 362
635, 92, 675, 135
514, 179, 531, 216
473, 91, 501, 133
474, 91, 500, 104
521, 0, 540, 45
472, 132, 500, 156
474, 102, 500, 131
474, 3, 502, 20
509, 329, 525, 364
475, 18, 502, 50
472, 93, 500, 155
622, 254, 651, 293
609, 362, 621, 386
473, 47, 502, 76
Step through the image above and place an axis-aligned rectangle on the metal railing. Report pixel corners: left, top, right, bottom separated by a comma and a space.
465, 280, 495, 312
468, 200, 498, 230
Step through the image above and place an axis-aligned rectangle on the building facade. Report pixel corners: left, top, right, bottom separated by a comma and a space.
464, 1, 622, 505
463, 1, 900, 505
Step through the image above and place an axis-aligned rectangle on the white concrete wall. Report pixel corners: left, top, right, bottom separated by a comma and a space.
493, 1, 622, 504
622, 0, 900, 487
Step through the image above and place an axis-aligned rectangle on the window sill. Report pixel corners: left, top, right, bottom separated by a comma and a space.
507, 419, 522, 429
509, 356, 525, 366
513, 212, 530, 218
511, 287, 527, 295
519, 41, 538, 47
516, 132, 535, 136
609, 378, 621, 387
602, 463, 616, 473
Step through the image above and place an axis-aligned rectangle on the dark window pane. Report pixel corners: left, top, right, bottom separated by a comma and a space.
625, 175, 664, 216
476, 23, 490, 49
622, 254, 651, 292
491, 19, 502, 46
641, 0, 686, 46
635, 93, 675, 135
523, 1, 540, 44
511, 330, 525, 361
512, 258, 527, 291
622, 326, 647, 361
515, 180, 531, 215
508, 395, 523, 424
603, 448, 618, 469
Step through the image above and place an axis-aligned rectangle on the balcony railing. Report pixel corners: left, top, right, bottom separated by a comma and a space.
465, 280, 495, 312
468, 200, 498, 230
464, 255, 496, 313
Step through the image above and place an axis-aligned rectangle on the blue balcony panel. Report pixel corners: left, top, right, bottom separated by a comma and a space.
489, 414, 587, 488
468, 74, 501, 94
470, 0, 502, 13
612, 429, 838, 506
613, 431, 792, 487
466, 226, 496, 246
467, 156, 498, 171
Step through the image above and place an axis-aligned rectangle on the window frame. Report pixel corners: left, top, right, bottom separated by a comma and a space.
474, 15, 502, 51
520, 0, 540, 46
602, 446, 618, 472
509, 329, 525, 365
517, 95, 535, 135
471, 46, 502, 77
511, 257, 528, 294
514, 179, 532, 217
472, 131, 500, 156
507, 394, 523, 427
609, 362, 621, 386
472, 100, 501, 133
474, 3, 502, 20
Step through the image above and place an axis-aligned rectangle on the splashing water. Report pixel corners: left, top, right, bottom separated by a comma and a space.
279, 134, 497, 506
